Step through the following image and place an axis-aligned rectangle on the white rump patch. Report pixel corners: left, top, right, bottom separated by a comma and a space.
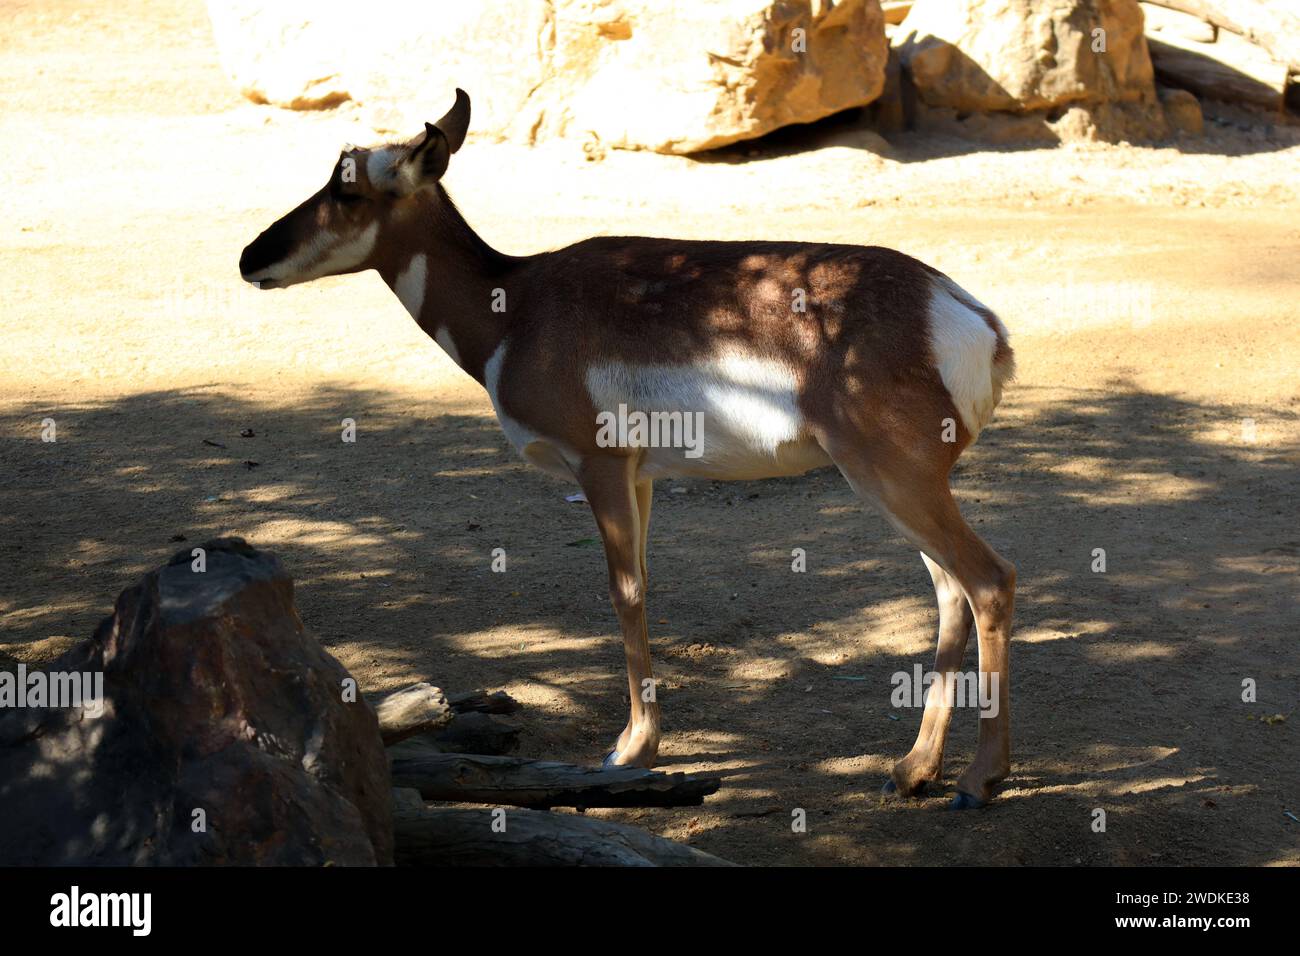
927, 275, 1000, 437
394, 254, 427, 319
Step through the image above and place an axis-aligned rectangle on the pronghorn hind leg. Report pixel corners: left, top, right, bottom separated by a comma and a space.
577, 457, 660, 769
885, 554, 974, 797
827, 445, 1015, 808
635, 479, 653, 625
609, 478, 655, 759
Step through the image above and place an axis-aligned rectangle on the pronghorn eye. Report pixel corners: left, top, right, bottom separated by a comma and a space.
329, 180, 368, 205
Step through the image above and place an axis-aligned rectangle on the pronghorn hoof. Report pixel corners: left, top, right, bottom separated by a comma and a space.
601, 749, 620, 768
950, 791, 986, 810
882, 779, 928, 798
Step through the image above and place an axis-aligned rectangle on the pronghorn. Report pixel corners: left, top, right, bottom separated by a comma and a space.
239, 90, 1017, 808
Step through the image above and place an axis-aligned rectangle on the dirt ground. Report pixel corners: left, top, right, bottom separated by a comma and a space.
2, 0, 1298, 866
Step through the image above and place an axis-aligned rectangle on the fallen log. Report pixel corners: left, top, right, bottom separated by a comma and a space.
448, 689, 520, 715
428, 711, 521, 755
392, 787, 425, 811
393, 806, 734, 866
390, 752, 722, 809
1141, 2, 1218, 43
1144, 0, 1300, 72
1148, 34, 1288, 110
370, 682, 453, 746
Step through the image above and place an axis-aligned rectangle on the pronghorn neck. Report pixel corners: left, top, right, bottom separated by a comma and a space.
376, 184, 516, 385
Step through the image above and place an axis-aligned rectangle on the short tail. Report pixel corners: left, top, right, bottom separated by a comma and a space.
925, 272, 1015, 440
988, 315, 1016, 408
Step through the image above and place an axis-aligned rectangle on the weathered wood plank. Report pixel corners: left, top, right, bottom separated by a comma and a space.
447, 689, 520, 715
428, 711, 521, 756
390, 752, 721, 809
370, 682, 453, 746
1148, 35, 1286, 110
393, 806, 734, 867
1144, 0, 1300, 71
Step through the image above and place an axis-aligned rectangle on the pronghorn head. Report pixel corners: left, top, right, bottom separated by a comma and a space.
239, 89, 471, 290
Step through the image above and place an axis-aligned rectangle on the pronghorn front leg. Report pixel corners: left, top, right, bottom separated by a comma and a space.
578, 456, 660, 768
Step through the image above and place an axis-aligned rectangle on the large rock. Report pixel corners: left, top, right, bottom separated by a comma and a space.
207, 0, 889, 154
894, 0, 1166, 140
0, 538, 393, 866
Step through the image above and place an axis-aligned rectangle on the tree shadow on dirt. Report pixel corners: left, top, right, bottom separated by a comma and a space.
1, 378, 1296, 865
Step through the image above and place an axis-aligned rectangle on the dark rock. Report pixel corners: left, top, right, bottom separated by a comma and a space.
0, 537, 393, 866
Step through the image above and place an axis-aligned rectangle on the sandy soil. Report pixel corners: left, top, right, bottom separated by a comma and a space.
2, 0, 1298, 865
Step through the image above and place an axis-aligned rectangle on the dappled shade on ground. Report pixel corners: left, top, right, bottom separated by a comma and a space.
2, 378, 1295, 865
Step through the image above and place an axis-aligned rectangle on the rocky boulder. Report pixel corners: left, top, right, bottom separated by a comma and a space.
207, 0, 890, 154
894, 0, 1167, 140
0, 538, 393, 866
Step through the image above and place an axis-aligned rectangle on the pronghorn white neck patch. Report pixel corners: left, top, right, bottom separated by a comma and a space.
395, 254, 427, 319
434, 326, 461, 368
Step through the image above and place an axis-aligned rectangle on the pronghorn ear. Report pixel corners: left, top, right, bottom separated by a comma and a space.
432, 88, 471, 154
420, 123, 452, 178
392, 123, 451, 195
393, 89, 470, 195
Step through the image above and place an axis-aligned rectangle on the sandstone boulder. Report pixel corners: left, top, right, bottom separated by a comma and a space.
894, 0, 1167, 139
0, 538, 393, 866
207, 0, 890, 154
1158, 85, 1204, 134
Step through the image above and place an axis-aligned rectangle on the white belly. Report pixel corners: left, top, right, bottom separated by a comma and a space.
586, 352, 831, 481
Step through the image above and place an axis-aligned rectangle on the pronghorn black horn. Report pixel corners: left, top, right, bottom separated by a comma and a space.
432, 88, 470, 154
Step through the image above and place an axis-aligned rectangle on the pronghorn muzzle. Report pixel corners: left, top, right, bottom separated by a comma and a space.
239, 225, 295, 289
